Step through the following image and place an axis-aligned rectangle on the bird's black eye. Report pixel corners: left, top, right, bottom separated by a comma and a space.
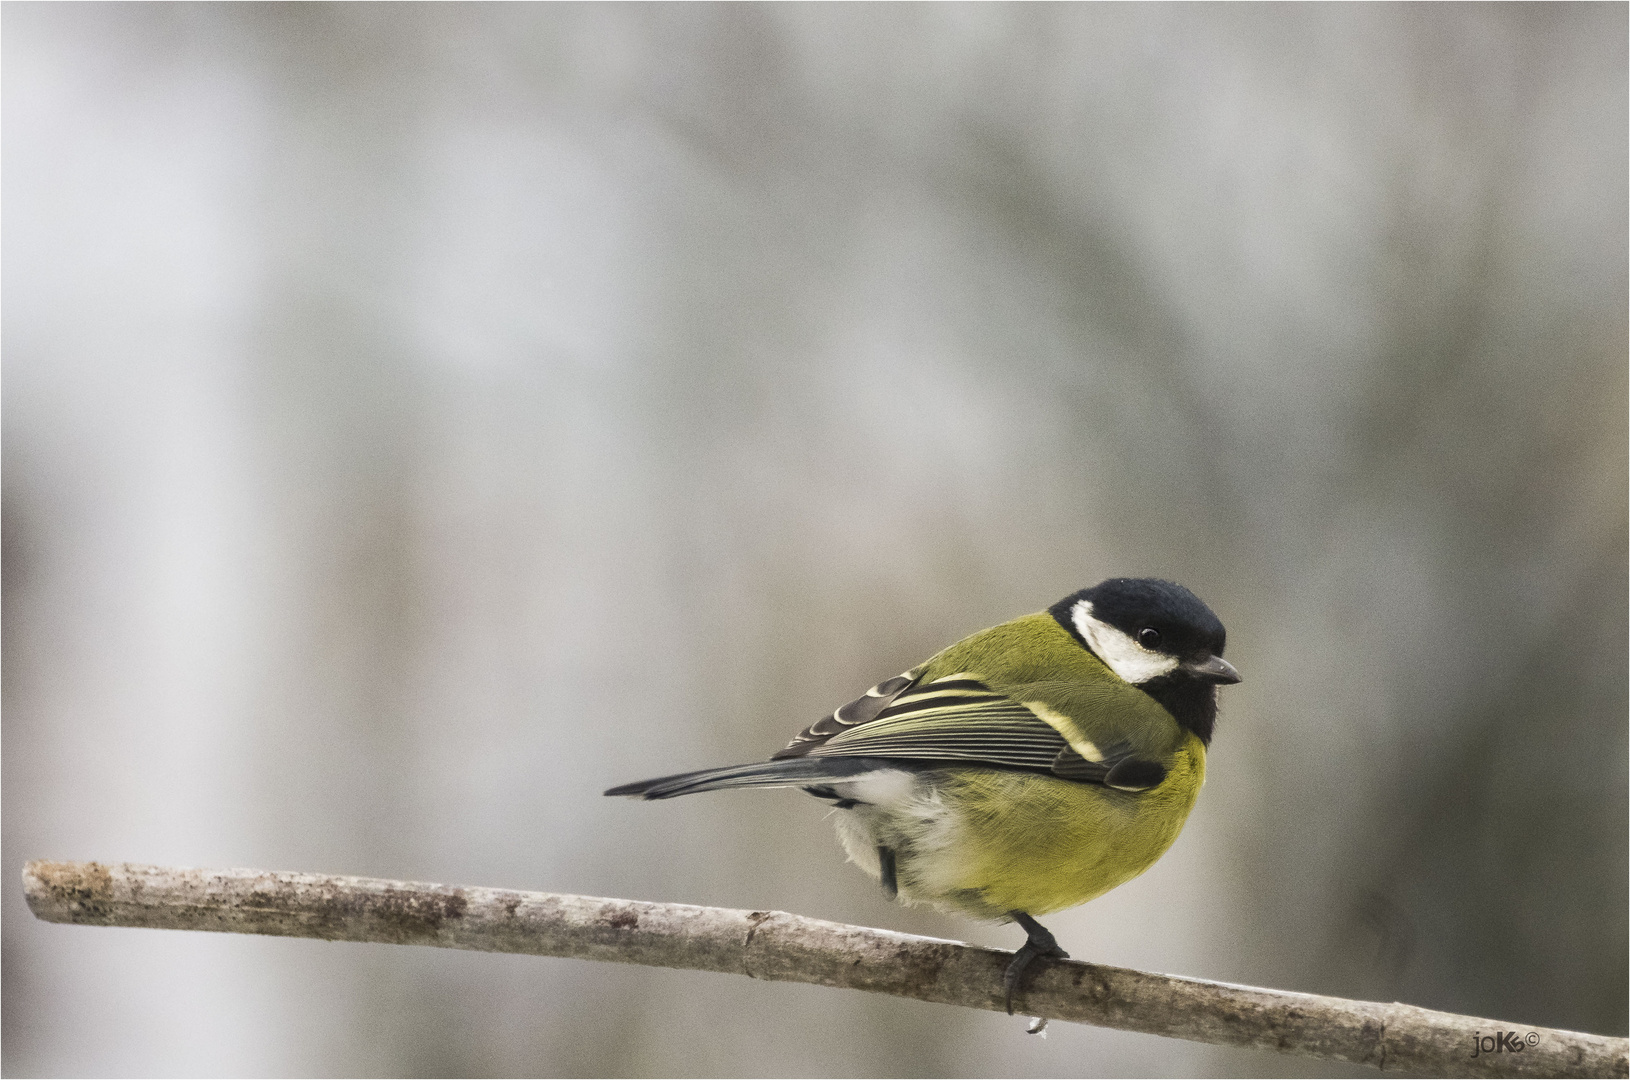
1138, 628, 1162, 650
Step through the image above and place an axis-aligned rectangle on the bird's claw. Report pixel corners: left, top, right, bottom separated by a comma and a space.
1003, 912, 1070, 1015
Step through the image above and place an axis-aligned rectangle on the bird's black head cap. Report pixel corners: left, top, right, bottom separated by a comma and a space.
1068, 578, 1226, 660
1049, 577, 1235, 745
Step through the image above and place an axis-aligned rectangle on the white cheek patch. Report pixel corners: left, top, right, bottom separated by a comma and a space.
1071, 599, 1179, 685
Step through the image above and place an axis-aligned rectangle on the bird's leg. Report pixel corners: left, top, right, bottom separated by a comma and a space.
1004, 911, 1069, 1015
877, 846, 898, 901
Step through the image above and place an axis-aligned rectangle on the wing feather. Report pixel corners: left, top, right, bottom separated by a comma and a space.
773, 670, 920, 758
775, 671, 1166, 788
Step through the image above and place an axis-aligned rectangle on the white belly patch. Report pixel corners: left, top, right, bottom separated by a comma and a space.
823, 769, 970, 904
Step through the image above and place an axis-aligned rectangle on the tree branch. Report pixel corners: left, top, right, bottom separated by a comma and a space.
22, 860, 1625, 1078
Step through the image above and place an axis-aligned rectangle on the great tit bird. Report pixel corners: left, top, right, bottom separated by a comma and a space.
606, 578, 1240, 1014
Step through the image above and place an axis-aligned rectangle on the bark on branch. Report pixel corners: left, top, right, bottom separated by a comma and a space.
22, 860, 1626, 1078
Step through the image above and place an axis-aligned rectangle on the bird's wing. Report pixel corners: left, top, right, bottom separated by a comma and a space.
776, 671, 1164, 790
773, 667, 924, 758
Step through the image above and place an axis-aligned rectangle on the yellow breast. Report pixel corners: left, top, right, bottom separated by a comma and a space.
929, 732, 1206, 918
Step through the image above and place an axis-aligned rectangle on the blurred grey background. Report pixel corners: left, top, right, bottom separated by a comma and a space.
4, 3, 1626, 1077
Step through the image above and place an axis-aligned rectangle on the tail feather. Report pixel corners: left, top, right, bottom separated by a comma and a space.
605, 756, 900, 800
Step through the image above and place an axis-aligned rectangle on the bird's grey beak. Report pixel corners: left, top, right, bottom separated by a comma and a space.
1186, 655, 1241, 684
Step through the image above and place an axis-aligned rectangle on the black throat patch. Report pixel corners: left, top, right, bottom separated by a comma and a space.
1133, 673, 1218, 746
1047, 595, 1218, 745
1049, 586, 1219, 749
